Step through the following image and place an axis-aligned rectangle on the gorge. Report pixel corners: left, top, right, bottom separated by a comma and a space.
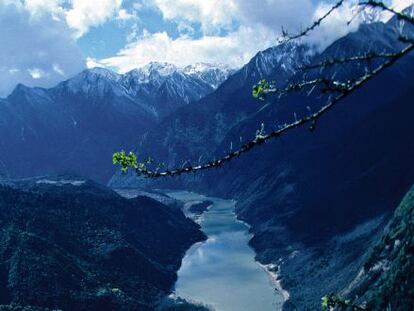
0, 3, 413, 310
168, 191, 284, 311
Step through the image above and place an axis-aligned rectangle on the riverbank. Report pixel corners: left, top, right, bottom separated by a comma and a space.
257, 262, 290, 302
234, 217, 290, 306
167, 190, 284, 311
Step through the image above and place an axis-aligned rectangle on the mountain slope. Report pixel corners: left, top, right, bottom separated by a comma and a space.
195, 16, 414, 310
339, 184, 414, 310
119, 62, 233, 119
0, 176, 205, 310
110, 15, 414, 310
133, 42, 311, 171
111, 17, 413, 189
0, 63, 231, 183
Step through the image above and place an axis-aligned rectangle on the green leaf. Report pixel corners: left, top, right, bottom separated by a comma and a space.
112, 151, 139, 173
321, 296, 329, 310
252, 79, 270, 100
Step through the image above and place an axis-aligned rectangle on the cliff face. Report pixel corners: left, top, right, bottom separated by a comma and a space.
231, 77, 414, 310
0, 177, 205, 310
188, 19, 414, 310
340, 184, 414, 310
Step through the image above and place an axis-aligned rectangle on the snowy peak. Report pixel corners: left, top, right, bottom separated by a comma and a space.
183, 62, 232, 75
4, 61, 234, 123
142, 62, 178, 76
183, 63, 235, 88
124, 61, 233, 87
52, 68, 124, 97
126, 62, 179, 83
68, 67, 122, 85
83, 67, 121, 80
244, 41, 310, 80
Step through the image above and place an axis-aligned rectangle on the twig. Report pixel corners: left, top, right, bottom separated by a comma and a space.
360, 0, 414, 24
299, 51, 400, 70
135, 42, 414, 178
282, 0, 345, 42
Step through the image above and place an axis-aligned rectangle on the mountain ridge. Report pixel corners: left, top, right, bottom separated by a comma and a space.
0, 62, 233, 183
0, 175, 206, 310
109, 14, 414, 310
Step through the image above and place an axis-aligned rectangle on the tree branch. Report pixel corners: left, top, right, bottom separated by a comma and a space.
113, 1, 414, 178
281, 0, 345, 42
134, 42, 414, 178
260, 78, 349, 98
299, 51, 401, 70
360, 0, 414, 24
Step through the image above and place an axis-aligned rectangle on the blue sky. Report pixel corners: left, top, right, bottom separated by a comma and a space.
0, 0, 410, 96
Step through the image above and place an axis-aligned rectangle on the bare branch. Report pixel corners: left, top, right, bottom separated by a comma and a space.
112, 1, 414, 178
264, 78, 349, 97
360, 0, 414, 24
299, 51, 400, 70
135, 42, 414, 178
281, 0, 345, 42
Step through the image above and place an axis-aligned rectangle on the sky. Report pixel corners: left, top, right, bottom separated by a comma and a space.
0, 0, 412, 97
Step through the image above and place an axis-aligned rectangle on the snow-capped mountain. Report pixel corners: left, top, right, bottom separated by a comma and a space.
133, 41, 311, 169
110, 13, 414, 311
47, 62, 233, 119
125, 61, 233, 87
119, 62, 233, 118
183, 63, 234, 88
0, 62, 233, 182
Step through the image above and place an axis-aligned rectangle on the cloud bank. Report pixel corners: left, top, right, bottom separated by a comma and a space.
92, 0, 316, 71
1, 0, 412, 96
95, 0, 388, 72
91, 26, 276, 72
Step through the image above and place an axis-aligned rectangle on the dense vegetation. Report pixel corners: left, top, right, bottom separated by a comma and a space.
343, 184, 414, 310
0, 178, 205, 310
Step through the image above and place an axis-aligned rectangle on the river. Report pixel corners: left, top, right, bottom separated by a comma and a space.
167, 191, 284, 311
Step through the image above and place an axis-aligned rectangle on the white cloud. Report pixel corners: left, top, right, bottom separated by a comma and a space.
304, 1, 363, 51
86, 56, 104, 69
151, 0, 238, 34
302, 0, 413, 50
2, 0, 407, 96
1, 0, 132, 38
88, 0, 315, 71
149, 0, 315, 35
65, 0, 123, 38
0, 2, 85, 96
53, 63, 65, 76
117, 8, 137, 21
92, 0, 369, 71
93, 26, 276, 72
28, 67, 45, 79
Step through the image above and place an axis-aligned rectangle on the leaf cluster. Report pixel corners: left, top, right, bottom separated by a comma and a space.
252, 79, 272, 100
113, 151, 151, 173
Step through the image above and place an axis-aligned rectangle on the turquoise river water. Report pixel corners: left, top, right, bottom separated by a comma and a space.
167, 191, 284, 311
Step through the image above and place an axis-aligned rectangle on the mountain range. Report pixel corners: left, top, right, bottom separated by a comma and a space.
110, 10, 414, 310
0, 62, 232, 182
0, 6, 413, 310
